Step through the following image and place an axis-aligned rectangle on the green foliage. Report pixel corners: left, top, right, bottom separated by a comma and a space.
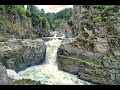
26, 5, 50, 31
16, 5, 27, 18
59, 55, 102, 68
0, 5, 73, 38
55, 8, 73, 21
45, 20, 50, 30
0, 19, 8, 32
5, 5, 17, 14
12, 79, 41, 85
42, 17, 50, 29
46, 12, 55, 29
31, 12, 42, 26
44, 8, 73, 30
0, 6, 8, 33
39, 8, 45, 17
0, 5, 5, 13
5, 5, 27, 18
26, 10, 31, 17
81, 5, 120, 35
77, 5, 120, 56
27, 5, 38, 14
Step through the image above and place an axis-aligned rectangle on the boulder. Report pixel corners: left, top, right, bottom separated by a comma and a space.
7, 69, 22, 80
114, 50, 120, 56
95, 37, 109, 54
0, 64, 8, 85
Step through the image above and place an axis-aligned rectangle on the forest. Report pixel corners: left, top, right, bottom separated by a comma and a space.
0, 5, 74, 39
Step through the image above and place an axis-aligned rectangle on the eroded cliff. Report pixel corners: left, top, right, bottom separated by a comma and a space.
57, 5, 120, 85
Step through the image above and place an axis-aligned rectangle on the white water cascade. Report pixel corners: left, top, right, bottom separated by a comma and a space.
18, 34, 93, 85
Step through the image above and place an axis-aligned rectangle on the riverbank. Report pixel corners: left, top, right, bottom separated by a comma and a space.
57, 39, 120, 85
0, 38, 47, 85
18, 38, 93, 85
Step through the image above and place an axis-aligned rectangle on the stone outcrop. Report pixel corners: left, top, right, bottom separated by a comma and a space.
0, 64, 43, 85
0, 64, 8, 85
0, 10, 35, 39
57, 41, 120, 85
0, 39, 46, 72
95, 37, 109, 54
57, 5, 120, 85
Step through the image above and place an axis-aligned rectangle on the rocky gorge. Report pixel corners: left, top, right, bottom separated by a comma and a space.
0, 5, 120, 85
0, 38, 46, 71
57, 5, 120, 85
57, 39, 120, 85
0, 38, 46, 85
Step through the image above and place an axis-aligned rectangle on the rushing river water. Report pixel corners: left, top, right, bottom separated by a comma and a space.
18, 36, 93, 85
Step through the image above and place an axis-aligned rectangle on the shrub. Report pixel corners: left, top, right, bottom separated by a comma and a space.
26, 10, 31, 17
16, 5, 27, 18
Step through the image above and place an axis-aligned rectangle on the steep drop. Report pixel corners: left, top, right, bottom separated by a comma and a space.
18, 37, 93, 85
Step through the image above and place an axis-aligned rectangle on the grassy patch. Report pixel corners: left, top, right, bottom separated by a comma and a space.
110, 56, 120, 61
12, 79, 41, 85
58, 55, 103, 68
59, 55, 92, 63
106, 53, 120, 61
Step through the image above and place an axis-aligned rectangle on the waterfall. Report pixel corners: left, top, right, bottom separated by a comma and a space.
45, 34, 62, 66
18, 34, 93, 85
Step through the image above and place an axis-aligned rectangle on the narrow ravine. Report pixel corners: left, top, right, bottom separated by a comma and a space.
18, 35, 93, 85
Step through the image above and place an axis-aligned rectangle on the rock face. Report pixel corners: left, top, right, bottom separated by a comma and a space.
57, 41, 120, 85
0, 5, 50, 39
57, 5, 120, 85
0, 39, 46, 72
95, 38, 109, 54
0, 9, 35, 39
0, 64, 8, 85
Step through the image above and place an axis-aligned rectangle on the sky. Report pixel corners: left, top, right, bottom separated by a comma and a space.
35, 5, 73, 13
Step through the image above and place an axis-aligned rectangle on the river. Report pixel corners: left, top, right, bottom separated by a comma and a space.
18, 36, 93, 85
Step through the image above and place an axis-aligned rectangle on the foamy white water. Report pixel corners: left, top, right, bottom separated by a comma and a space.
18, 35, 93, 85
7, 69, 22, 80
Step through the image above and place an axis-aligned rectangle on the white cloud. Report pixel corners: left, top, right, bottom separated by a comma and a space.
35, 5, 73, 13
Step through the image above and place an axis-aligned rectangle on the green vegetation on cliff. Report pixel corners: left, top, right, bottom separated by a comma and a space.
9, 79, 41, 85
58, 55, 103, 69
74, 5, 120, 57
0, 5, 75, 38
57, 5, 120, 85
0, 5, 52, 39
